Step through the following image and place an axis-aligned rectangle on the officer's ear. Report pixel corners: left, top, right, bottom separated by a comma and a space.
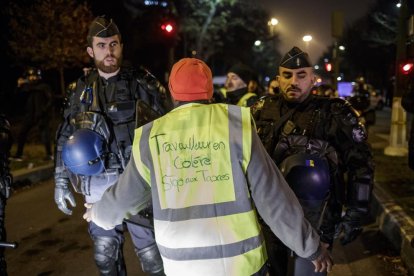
87, 47, 94, 59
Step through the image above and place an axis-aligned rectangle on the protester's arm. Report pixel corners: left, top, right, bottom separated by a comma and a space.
246, 130, 332, 271
87, 153, 152, 230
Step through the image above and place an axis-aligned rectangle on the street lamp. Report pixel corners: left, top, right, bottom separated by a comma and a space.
268, 18, 279, 26
302, 35, 312, 51
302, 35, 312, 42
268, 17, 279, 36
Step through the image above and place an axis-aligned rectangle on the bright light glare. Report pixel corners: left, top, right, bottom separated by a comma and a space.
161, 23, 174, 33
254, 40, 262, 46
339, 45, 345, 51
402, 63, 414, 73
303, 35, 312, 42
269, 18, 279, 26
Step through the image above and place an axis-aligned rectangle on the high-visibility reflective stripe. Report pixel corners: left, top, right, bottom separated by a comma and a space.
157, 235, 263, 260
228, 105, 252, 182
132, 123, 153, 186
154, 209, 261, 248
161, 245, 266, 276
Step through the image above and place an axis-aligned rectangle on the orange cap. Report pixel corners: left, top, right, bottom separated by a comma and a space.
169, 58, 213, 101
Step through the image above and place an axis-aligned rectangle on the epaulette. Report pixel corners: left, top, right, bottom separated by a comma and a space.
329, 97, 360, 127
253, 95, 281, 120
329, 97, 356, 115
133, 66, 162, 91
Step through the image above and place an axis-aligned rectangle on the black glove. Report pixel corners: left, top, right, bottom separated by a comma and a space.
335, 208, 363, 245
54, 176, 76, 215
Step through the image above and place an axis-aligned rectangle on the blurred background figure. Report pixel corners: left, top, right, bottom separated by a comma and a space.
11, 67, 53, 161
223, 63, 259, 107
248, 74, 265, 97
316, 84, 338, 98
347, 77, 376, 129
402, 79, 414, 171
266, 77, 280, 96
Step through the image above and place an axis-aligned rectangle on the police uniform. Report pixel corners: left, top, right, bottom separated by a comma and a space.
54, 16, 170, 275
0, 114, 12, 275
13, 69, 53, 160
86, 58, 333, 276
251, 47, 374, 276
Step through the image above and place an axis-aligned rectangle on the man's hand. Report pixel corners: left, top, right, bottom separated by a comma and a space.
311, 242, 333, 273
54, 177, 76, 215
83, 203, 93, 222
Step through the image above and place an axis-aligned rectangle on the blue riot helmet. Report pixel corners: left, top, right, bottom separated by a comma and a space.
62, 129, 106, 176
279, 153, 331, 201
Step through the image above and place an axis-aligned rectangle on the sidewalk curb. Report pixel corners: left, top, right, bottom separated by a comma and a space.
11, 163, 54, 183
372, 185, 414, 275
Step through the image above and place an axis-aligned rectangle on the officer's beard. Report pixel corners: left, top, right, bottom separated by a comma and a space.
94, 53, 123, 74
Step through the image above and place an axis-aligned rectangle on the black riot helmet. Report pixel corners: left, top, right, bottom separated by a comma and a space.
279, 153, 331, 202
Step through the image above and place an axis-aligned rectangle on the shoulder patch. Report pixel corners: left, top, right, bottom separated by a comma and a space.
251, 96, 280, 120
352, 124, 367, 142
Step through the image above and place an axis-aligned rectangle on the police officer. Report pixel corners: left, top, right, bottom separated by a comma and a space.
54, 16, 170, 275
84, 58, 333, 276
252, 46, 374, 276
12, 67, 53, 161
402, 78, 414, 170
0, 114, 12, 275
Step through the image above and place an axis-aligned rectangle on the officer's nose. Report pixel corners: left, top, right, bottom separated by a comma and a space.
291, 75, 299, 86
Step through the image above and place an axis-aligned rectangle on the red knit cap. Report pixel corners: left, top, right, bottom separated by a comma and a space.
169, 58, 213, 101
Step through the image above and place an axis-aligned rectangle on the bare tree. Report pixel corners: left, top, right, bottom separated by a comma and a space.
8, 0, 94, 95
175, 0, 270, 63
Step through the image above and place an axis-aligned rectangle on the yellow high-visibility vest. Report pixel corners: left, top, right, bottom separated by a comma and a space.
237, 92, 257, 107
132, 103, 266, 276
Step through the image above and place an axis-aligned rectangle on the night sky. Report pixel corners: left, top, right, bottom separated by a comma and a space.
257, 0, 377, 63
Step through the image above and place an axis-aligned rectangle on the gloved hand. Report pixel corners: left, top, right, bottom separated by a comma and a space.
54, 177, 76, 215
335, 208, 363, 245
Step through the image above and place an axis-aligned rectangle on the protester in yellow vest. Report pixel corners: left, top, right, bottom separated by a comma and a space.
84, 58, 333, 276
224, 63, 259, 107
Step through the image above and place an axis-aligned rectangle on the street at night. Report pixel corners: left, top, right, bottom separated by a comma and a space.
2, 0, 414, 275
1, 109, 411, 275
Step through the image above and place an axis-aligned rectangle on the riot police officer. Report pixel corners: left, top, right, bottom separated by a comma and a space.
54, 16, 170, 275
252, 46, 374, 276
0, 114, 12, 275
12, 67, 53, 161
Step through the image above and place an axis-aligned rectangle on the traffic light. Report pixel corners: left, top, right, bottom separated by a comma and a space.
161, 21, 175, 35
325, 63, 332, 72
400, 60, 414, 75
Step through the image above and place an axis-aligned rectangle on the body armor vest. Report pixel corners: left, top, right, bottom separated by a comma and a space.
71, 70, 138, 171
261, 97, 339, 229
